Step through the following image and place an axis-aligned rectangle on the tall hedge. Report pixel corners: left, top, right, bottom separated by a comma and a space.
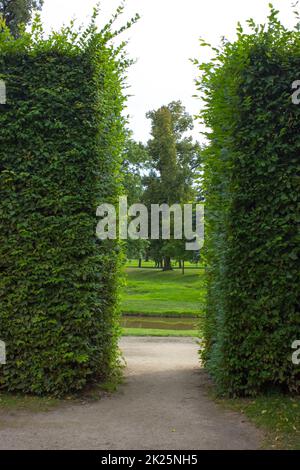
196, 7, 300, 395
0, 11, 135, 395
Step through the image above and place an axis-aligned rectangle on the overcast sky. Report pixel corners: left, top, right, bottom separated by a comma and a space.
41, 0, 296, 143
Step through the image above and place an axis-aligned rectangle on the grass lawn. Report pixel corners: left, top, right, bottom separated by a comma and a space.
121, 267, 205, 317
0, 394, 59, 412
217, 393, 300, 450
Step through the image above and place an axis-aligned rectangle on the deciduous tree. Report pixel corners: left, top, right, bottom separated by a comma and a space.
0, 0, 44, 37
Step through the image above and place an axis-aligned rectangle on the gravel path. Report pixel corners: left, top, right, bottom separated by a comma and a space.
0, 337, 262, 450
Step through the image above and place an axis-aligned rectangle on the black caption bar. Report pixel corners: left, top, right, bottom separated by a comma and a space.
0, 450, 299, 466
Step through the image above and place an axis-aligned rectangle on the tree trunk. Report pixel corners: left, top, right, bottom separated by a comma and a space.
182, 260, 185, 275
138, 258, 142, 268
163, 256, 172, 271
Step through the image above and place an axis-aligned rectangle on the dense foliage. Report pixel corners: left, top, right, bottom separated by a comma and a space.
196, 6, 300, 395
0, 9, 137, 396
0, 0, 44, 37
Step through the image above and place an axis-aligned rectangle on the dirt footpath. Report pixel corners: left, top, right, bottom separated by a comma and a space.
0, 337, 262, 450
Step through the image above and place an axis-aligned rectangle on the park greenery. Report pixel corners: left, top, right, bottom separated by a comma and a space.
0, 0, 299, 450
123, 101, 202, 271
121, 265, 205, 317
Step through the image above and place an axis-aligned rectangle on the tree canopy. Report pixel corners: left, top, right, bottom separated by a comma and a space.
0, 0, 44, 37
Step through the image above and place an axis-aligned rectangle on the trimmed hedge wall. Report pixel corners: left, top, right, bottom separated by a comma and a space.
0, 14, 129, 395
196, 8, 300, 395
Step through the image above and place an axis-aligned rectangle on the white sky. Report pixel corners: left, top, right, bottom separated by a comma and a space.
41, 0, 296, 143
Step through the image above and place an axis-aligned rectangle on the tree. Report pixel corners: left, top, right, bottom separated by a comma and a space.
0, 0, 44, 37
146, 106, 179, 205
122, 134, 150, 266
144, 101, 201, 271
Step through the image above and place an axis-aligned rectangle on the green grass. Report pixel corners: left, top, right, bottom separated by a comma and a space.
216, 393, 300, 450
122, 328, 199, 337
0, 393, 59, 412
121, 267, 205, 317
